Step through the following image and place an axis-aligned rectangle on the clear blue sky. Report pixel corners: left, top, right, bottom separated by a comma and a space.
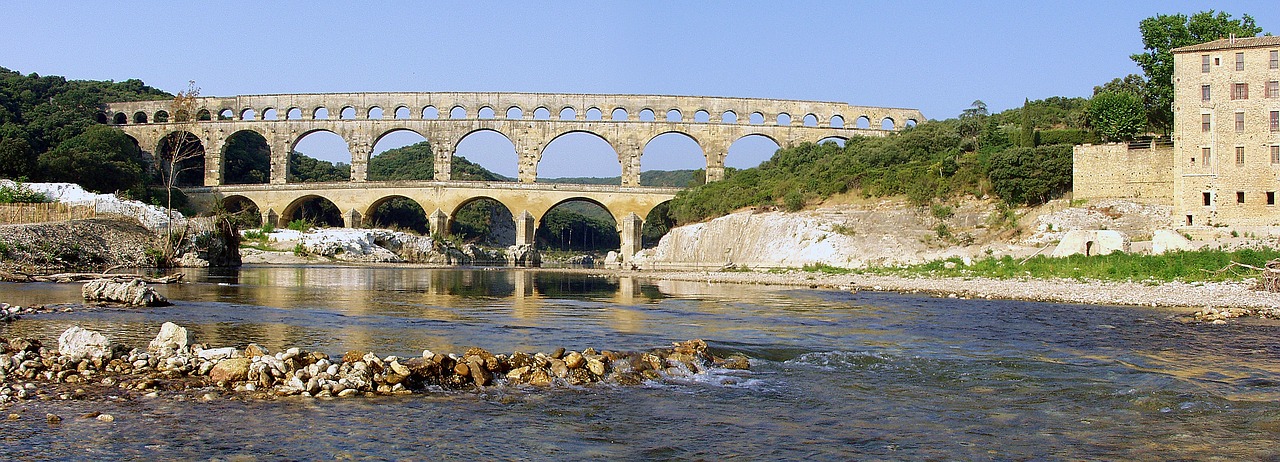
3, 1, 1276, 177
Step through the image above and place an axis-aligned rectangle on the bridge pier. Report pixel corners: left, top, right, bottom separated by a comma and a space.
270, 139, 290, 185
344, 209, 362, 228
429, 209, 449, 236
514, 211, 537, 246
433, 145, 453, 181
350, 142, 372, 182
263, 209, 279, 228
618, 213, 643, 265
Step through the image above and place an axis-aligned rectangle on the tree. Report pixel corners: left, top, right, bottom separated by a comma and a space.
1019, 98, 1036, 147
37, 125, 145, 193
0, 136, 35, 179
1131, 10, 1263, 133
987, 145, 1073, 206
1087, 91, 1147, 142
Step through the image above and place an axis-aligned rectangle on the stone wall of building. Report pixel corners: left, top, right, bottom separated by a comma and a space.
1072, 143, 1174, 203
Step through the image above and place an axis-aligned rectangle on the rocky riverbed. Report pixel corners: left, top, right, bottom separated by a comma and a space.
0, 319, 746, 408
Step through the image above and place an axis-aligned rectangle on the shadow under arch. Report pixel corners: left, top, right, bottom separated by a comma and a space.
450, 196, 516, 246
221, 194, 262, 227
156, 130, 206, 187
641, 199, 676, 249
280, 194, 344, 228
223, 129, 272, 185
365, 194, 430, 234
537, 197, 619, 253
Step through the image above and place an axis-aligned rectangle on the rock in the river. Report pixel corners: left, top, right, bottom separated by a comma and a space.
57, 326, 113, 362
209, 358, 251, 383
81, 279, 171, 306
147, 322, 193, 354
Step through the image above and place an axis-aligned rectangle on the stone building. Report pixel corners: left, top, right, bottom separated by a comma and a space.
1172, 36, 1280, 227
1075, 36, 1280, 230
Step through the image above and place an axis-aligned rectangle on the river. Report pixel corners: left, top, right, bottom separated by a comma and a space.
2, 266, 1278, 460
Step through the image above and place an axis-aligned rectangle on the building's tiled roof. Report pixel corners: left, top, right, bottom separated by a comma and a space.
1173, 35, 1280, 53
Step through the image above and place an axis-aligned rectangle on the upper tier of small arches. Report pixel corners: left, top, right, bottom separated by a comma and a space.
102, 92, 924, 130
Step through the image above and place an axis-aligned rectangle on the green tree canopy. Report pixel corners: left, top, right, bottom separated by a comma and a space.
1087, 91, 1147, 142
37, 125, 146, 193
1131, 10, 1263, 133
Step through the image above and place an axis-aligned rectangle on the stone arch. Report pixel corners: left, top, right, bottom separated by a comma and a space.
880, 117, 895, 130
240, 108, 256, 120
313, 107, 330, 119
905, 119, 918, 128
641, 199, 676, 249
449, 195, 518, 246
449, 106, 467, 119
830, 114, 845, 128
196, 109, 212, 121
726, 133, 782, 169
370, 128, 432, 181
112, 113, 127, 125
748, 112, 764, 125
506, 106, 524, 119
218, 109, 234, 120
537, 197, 620, 252
223, 129, 273, 185
221, 195, 262, 227
394, 106, 411, 119
175, 110, 192, 122
693, 110, 710, 123
422, 106, 439, 119
638, 108, 656, 122
559, 106, 577, 120
816, 136, 848, 147
287, 107, 303, 120
95, 112, 108, 124
642, 131, 707, 179
365, 194, 431, 234
154, 110, 170, 123
454, 128, 519, 180
280, 194, 344, 227
802, 114, 819, 127
133, 111, 148, 124
262, 108, 278, 120
533, 107, 551, 120
776, 113, 792, 126
373, 127, 428, 148
585, 107, 603, 121
478, 106, 496, 119
366, 106, 383, 119
611, 108, 629, 121
721, 110, 737, 124
340, 106, 357, 119
539, 130, 620, 166
855, 115, 871, 129
666, 109, 682, 122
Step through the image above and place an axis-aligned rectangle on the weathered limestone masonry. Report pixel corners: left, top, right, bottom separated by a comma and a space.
1072, 142, 1174, 202
104, 92, 923, 263
1173, 36, 1280, 228
1075, 36, 1280, 232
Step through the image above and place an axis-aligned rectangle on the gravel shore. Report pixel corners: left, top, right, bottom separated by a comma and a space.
630, 269, 1280, 311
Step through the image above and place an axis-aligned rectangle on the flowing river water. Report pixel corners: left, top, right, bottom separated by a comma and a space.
1, 266, 1279, 460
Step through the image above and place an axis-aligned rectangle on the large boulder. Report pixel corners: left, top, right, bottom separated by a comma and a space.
148, 322, 193, 355
506, 244, 541, 267
57, 326, 113, 362
209, 358, 252, 383
82, 279, 170, 306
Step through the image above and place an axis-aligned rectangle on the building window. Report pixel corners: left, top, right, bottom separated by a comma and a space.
1273, 111, 1280, 132
1269, 192, 1276, 205
1203, 54, 1211, 73
1187, 214, 1194, 226
1203, 147, 1212, 166
1269, 81, 1279, 98
1236, 146, 1246, 165
1202, 85, 1212, 101
1236, 52, 1245, 70
1204, 192, 1213, 206
1232, 83, 1249, 100
1236, 112, 1246, 132
1273, 145, 1280, 164
1237, 191, 1246, 203
1271, 50, 1278, 69
1202, 113, 1212, 132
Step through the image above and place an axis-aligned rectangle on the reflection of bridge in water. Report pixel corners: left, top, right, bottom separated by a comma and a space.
104, 92, 923, 261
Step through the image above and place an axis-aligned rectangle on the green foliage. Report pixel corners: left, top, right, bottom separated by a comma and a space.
1131, 10, 1263, 133
368, 197, 428, 233
541, 169, 700, 187
451, 199, 505, 244
1088, 91, 1147, 141
37, 125, 146, 193
641, 201, 676, 248
865, 248, 1280, 283
801, 262, 854, 275
987, 96, 1089, 131
367, 142, 509, 182
292, 243, 309, 256
930, 204, 954, 220
986, 145, 1073, 206
0, 136, 36, 179
0, 180, 49, 203
1037, 129, 1099, 146
223, 131, 270, 184
288, 151, 350, 182
287, 219, 312, 231
783, 190, 806, 212
1019, 99, 1036, 148
536, 206, 619, 251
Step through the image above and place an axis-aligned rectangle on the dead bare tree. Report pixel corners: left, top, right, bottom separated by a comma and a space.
157, 81, 204, 264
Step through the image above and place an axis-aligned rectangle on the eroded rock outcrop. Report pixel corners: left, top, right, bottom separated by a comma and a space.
82, 279, 170, 306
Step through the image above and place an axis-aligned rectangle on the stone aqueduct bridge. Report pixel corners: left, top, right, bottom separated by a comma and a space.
104, 92, 922, 261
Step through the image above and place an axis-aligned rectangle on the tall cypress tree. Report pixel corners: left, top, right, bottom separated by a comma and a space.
1020, 98, 1036, 147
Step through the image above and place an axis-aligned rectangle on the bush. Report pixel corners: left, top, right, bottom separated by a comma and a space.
0, 181, 50, 203
783, 190, 806, 212
287, 219, 312, 231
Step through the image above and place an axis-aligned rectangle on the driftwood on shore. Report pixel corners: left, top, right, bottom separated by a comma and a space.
0, 270, 183, 284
